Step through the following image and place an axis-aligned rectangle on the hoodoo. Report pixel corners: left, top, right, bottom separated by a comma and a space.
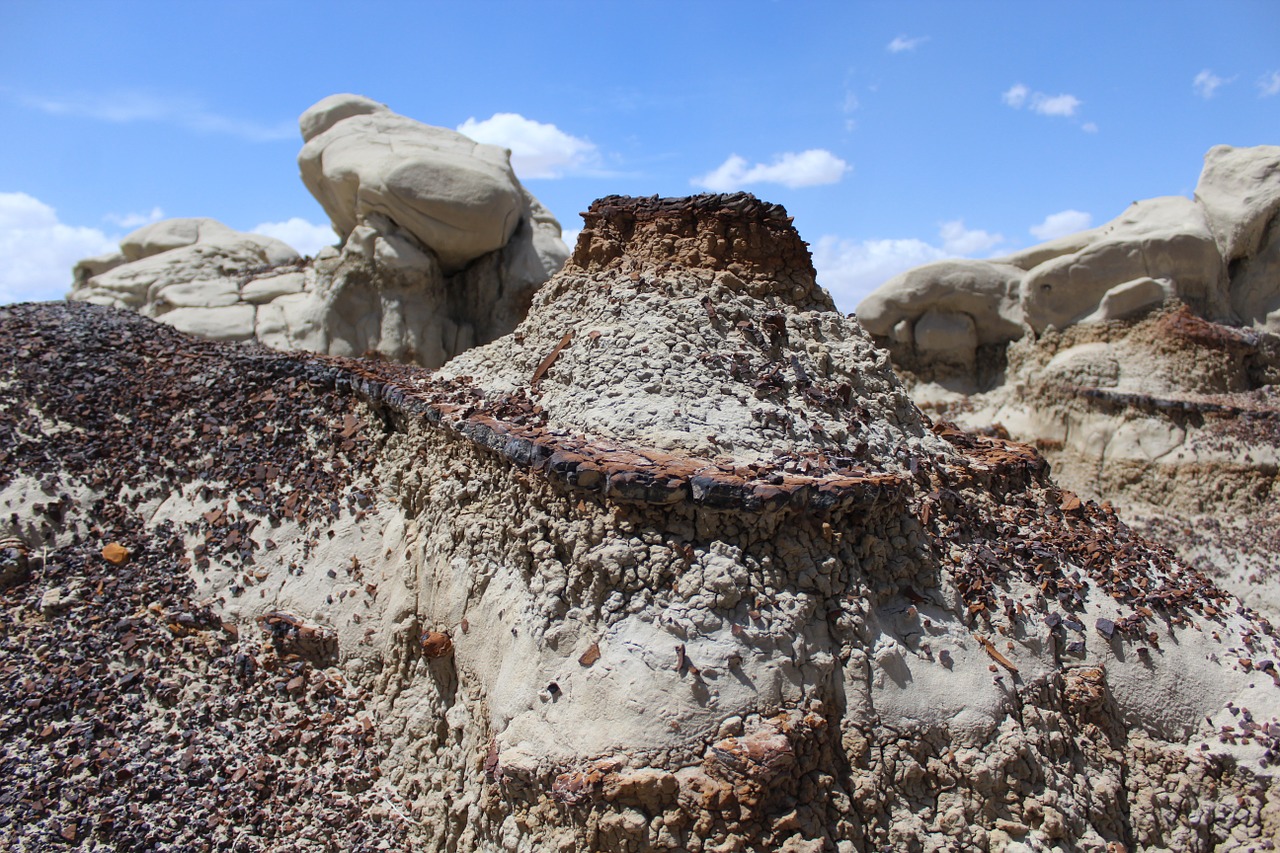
4, 194, 1279, 850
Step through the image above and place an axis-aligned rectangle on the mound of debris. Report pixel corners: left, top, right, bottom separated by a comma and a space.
5, 193, 1280, 851
69, 94, 569, 367
858, 146, 1280, 618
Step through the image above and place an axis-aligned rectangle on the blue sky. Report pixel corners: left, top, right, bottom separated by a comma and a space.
1, 0, 1277, 309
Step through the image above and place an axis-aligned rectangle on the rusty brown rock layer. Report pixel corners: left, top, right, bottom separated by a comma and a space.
323, 356, 905, 516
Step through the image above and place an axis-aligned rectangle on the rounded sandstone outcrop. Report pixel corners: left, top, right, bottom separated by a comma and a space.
1195, 143, 1280, 262
1021, 195, 1225, 331
119, 217, 297, 265
857, 259, 1024, 345
298, 94, 525, 272
69, 98, 570, 369
69, 218, 301, 311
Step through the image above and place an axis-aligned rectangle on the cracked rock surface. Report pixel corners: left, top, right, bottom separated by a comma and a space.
4, 193, 1280, 851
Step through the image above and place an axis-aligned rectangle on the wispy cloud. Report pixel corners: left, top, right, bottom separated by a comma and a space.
15, 90, 295, 141
1002, 84, 1030, 109
1258, 70, 1280, 98
103, 207, 164, 229
1030, 209, 1092, 241
252, 217, 337, 257
841, 90, 860, 131
692, 149, 850, 191
457, 113, 600, 179
1193, 69, 1233, 99
887, 35, 928, 54
1002, 83, 1081, 117
0, 191, 117, 305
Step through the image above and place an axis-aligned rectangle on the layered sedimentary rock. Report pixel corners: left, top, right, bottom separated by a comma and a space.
68, 95, 569, 367
858, 146, 1280, 616
7, 194, 1280, 851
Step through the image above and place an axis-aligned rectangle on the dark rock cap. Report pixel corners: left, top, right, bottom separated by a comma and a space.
569, 193, 830, 309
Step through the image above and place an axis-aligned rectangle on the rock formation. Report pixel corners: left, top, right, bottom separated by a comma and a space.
68, 94, 569, 367
858, 146, 1280, 617
861, 146, 1280, 367
6, 194, 1280, 851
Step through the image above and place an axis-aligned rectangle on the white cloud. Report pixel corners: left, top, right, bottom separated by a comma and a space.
939, 220, 1004, 255
457, 113, 599, 179
251, 217, 337, 257
887, 35, 928, 53
1258, 71, 1280, 97
560, 228, 582, 252
1003, 84, 1082, 117
1193, 69, 1231, 99
1082, 122, 1099, 133
103, 206, 164, 229
1002, 84, 1029, 108
0, 192, 117, 305
1029, 92, 1081, 117
692, 149, 850, 191
17, 90, 295, 142
1030, 209, 1093, 241
812, 220, 1006, 311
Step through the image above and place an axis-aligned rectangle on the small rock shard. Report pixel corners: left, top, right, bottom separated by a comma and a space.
421, 630, 454, 658
976, 634, 1019, 674
531, 331, 574, 390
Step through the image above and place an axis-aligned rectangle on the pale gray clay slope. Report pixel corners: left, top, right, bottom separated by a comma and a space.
69, 94, 569, 367
7, 195, 1280, 852
858, 145, 1280, 618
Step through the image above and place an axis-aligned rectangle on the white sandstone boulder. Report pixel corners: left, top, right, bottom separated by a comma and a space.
68, 97, 570, 367
298, 94, 525, 272
1196, 145, 1280, 328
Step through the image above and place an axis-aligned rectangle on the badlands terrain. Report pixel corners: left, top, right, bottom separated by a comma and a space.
1, 96, 1278, 851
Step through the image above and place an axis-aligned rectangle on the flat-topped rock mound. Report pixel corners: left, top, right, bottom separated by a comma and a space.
445, 193, 920, 464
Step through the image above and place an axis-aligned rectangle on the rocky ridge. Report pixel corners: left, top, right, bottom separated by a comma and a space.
5, 194, 1280, 850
